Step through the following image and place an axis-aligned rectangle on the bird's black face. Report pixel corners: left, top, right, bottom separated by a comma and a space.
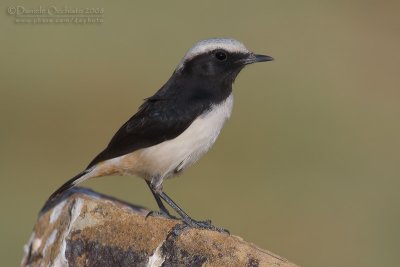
180, 49, 273, 84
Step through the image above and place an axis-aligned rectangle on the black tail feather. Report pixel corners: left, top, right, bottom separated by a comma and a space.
40, 169, 90, 214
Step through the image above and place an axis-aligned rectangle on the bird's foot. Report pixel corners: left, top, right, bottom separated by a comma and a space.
184, 219, 229, 234
146, 210, 177, 220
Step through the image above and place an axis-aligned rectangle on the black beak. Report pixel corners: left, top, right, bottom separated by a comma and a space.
254, 54, 274, 62
238, 53, 274, 65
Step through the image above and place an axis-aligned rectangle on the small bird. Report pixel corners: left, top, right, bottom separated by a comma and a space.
44, 38, 273, 231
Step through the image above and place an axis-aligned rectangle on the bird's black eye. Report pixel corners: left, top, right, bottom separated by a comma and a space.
215, 51, 227, 61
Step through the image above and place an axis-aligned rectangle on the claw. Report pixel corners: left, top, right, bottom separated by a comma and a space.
146, 210, 177, 220
184, 219, 230, 234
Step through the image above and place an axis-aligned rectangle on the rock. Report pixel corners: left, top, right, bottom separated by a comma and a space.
22, 187, 298, 267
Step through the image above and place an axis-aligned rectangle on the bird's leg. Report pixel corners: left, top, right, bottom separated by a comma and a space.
156, 190, 229, 234
145, 180, 175, 219
148, 178, 228, 233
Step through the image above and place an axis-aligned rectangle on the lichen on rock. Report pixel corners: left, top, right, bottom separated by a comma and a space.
22, 187, 298, 267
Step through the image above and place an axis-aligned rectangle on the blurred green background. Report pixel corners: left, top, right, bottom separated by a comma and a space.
1, 1, 399, 266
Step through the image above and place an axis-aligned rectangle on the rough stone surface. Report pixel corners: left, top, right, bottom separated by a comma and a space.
22, 187, 299, 267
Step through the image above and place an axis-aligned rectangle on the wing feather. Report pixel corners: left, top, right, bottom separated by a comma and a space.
87, 97, 203, 168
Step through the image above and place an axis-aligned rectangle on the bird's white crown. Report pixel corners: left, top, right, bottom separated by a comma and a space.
177, 38, 250, 70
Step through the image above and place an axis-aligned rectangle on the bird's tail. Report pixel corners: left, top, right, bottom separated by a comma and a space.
40, 168, 94, 214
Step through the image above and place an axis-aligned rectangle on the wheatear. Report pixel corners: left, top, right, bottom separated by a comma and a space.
44, 38, 273, 231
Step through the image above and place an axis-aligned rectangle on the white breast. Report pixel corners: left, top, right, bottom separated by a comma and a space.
132, 94, 234, 180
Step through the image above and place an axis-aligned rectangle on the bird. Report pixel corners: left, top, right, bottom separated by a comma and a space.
43, 38, 273, 231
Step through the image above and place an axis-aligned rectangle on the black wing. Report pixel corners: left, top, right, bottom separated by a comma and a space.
87, 95, 205, 168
